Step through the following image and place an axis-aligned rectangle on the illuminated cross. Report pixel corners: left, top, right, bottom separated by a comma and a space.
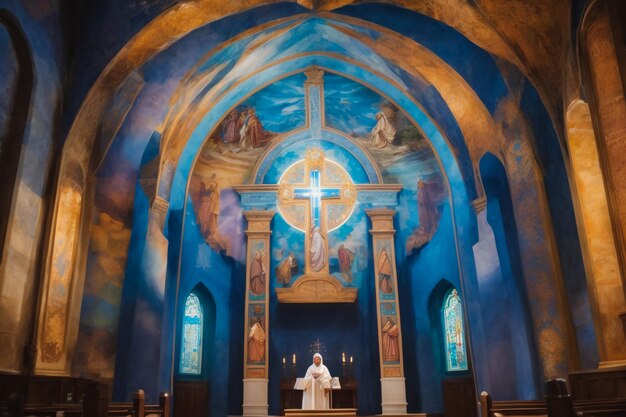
293, 169, 341, 229
309, 338, 326, 354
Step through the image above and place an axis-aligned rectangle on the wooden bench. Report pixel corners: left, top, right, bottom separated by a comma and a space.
480, 390, 626, 417
2, 386, 170, 417
480, 392, 548, 417
573, 398, 626, 417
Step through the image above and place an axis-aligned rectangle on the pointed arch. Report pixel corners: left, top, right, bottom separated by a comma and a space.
428, 278, 469, 374
178, 283, 216, 377
0, 10, 33, 261
476, 151, 541, 399
442, 288, 468, 372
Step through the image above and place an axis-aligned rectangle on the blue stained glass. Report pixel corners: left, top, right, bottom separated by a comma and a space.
180, 293, 203, 375
443, 288, 468, 372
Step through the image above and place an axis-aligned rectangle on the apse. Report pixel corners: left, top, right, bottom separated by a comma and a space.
54, 3, 594, 417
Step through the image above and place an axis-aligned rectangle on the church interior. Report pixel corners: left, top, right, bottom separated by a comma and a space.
1, 1, 626, 416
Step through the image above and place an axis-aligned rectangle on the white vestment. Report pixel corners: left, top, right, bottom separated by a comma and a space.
301, 355, 331, 410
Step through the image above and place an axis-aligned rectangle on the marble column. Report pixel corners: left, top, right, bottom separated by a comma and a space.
242, 211, 274, 417
366, 209, 407, 415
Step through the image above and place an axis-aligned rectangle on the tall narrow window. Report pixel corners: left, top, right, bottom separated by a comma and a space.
180, 293, 203, 375
443, 288, 468, 371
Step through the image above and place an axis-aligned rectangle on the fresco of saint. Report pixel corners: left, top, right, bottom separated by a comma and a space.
220, 109, 242, 143
382, 317, 400, 362
276, 252, 298, 285
337, 244, 355, 281
197, 174, 219, 239
370, 112, 396, 148
239, 108, 273, 150
248, 321, 266, 363
310, 226, 326, 272
378, 247, 393, 295
250, 249, 266, 295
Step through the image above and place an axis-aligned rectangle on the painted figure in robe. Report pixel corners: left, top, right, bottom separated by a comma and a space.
378, 247, 394, 294
302, 353, 332, 410
310, 226, 326, 272
239, 108, 272, 150
276, 252, 298, 284
248, 321, 265, 363
220, 109, 242, 143
250, 249, 266, 295
198, 174, 219, 238
382, 318, 400, 362
337, 244, 355, 281
371, 112, 396, 148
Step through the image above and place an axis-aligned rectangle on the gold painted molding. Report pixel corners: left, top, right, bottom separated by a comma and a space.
275, 274, 358, 303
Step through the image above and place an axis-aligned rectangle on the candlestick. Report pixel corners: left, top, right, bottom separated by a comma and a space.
292, 353, 296, 365
342, 352, 346, 363
282, 357, 286, 365
350, 356, 353, 364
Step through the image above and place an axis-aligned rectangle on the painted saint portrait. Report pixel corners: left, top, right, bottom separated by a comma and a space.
382, 317, 400, 362
310, 225, 326, 272
250, 249, 266, 296
248, 320, 266, 364
276, 252, 298, 285
197, 174, 219, 239
378, 247, 394, 295
337, 244, 355, 282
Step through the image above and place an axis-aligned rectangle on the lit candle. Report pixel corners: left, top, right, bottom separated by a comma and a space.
282, 357, 286, 365
350, 356, 353, 364
292, 354, 296, 365
342, 352, 346, 363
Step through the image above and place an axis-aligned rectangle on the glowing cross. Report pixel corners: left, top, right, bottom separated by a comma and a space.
309, 338, 326, 354
293, 169, 341, 229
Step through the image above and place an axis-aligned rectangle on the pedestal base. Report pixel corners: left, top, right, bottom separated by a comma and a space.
243, 378, 268, 416
380, 377, 407, 415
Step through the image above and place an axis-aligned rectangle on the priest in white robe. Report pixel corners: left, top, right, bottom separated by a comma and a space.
301, 353, 332, 409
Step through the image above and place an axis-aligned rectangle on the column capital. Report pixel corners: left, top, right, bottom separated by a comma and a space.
472, 196, 487, 214
304, 67, 324, 83
244, 210, 275, 234
366, 209, 396, 232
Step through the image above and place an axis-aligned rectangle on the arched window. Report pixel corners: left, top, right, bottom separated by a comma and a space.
442, 288, 468, 372
180, 292, 203, 375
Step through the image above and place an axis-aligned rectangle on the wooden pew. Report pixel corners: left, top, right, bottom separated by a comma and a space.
480, 390, 626, 417
573, 398, 626, 417
2, 386, 170, 417
480, 392, 548, 417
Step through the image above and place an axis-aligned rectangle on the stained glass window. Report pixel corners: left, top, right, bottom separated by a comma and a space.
443, 288, 468, 371
180, 293, 203, 375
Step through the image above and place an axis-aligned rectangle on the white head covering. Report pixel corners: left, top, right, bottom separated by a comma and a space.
313, 353, 323, 363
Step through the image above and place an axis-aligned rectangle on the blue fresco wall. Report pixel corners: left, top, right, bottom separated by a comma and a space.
173, 70, 458, 415
68, 3, 599, 414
